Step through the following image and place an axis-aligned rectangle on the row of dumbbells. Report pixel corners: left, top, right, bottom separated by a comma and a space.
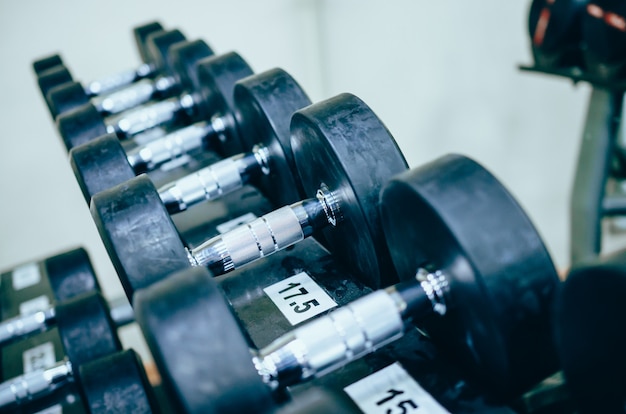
1, 15, 613, 414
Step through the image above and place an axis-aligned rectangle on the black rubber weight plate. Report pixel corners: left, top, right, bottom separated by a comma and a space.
45, 247, 100, 302
33, 54, 63, 75
56, 291, 122, 369
80, 349, 158, 414
145, 29, 186, 72
133, 21, 164, 64
70, 133, 136, 203
57, 103, 107, 151
168, 40, 214, 91
195, 52, 254, 157
234, 68, 311, 207
38, 65, 72, 99
380, 154, 559, 400
135, 267, 274, 414
90, 174, 190, 301
556, 256, 626, 413
290, 93, 408, 289
48, 81, 90, 119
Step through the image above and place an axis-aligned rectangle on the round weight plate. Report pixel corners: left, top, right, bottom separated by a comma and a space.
45, 247, 100, 302
70, 133, 136, 203
290, 93, 408, 289
56, 291, 122, 369
38, 65, 72, 97
168, 40, 214, 91
33, 54, 63, 75
528, 0, 587, 68
582, 1, 626, 80
234, 68, 311, 207
380, 154, 559, 400
195, 52, 254, 157
135, 267, 274, 414
90, 174, 190, 301
48, 81, 90, 119
57, 103, 107, 151
133, 21, 164, 64
145, 29, 186, 73
80, 349, 158, 414
556, 254, 626, 413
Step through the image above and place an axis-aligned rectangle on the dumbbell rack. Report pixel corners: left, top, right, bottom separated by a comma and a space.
520, 64, 626, 266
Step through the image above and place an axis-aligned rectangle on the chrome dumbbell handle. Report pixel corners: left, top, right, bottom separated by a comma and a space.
158, 145, 267, 214
252, 269, 450, 391
85, 62, 156, 96
0, 360, 72, 408
0, 308, 56, 347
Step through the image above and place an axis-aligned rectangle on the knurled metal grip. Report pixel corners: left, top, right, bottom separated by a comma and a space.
0, 360, 72, 408
159, 156, 248, 213
0, 309, 55, 347
105, 97, 180, 137
128, 121, 212, 171
255, 290, 404, 389
86, 63, 153, 96
190, 205, 306, 270
93, 78, 157, 115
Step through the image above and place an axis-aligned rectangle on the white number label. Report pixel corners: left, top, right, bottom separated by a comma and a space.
263, 272, 337, 325
12, 262, 41, 290
19, 295, 50, 316
23, 342, 56, 373
344, 362, 450, 414
216, 212, 257, 234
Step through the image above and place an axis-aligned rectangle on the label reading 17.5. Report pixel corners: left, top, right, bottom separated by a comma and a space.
344, 362, 450, 414
263, 272, 337, 325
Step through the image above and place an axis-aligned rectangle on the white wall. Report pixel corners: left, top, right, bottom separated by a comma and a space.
0, 1, 588, 305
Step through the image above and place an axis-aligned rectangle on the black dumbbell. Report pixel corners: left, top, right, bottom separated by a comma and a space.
0, 349, 156, 413
555, 250, 626, 413
47, 29, 201, 121
582, 0, 626, 81
0, 291, 121, 407
70, 67, 310, 211
57, 50, 251, 153
1, 247, 98, 311
0, 293, 133, 349
134, 154, 560, 413
35, 23, 173, 115
91, 93, 408, 300
528, 0, 588, 69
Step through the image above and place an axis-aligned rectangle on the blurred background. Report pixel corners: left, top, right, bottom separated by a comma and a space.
0, 1, 589, 328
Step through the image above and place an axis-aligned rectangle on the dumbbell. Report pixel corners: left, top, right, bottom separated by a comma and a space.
555, 250, 626, 413
1, 247, 99, 317
528, 0, 588, 69
33, 22, 163, 118
37, 23, 178, 119
70, 67, 310, 212
91, 93, 408, 301
47, 30, 204, 122
0, 291, 120, 406
0, 247, 134, 347
0, 349, 156, 413
134, 154, 560, 413
57, 50, 251, 153
582, 0, 626, 81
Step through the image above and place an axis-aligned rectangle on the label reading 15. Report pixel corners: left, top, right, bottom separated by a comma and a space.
344, 362, 450, 414
263, 272, 337, 325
